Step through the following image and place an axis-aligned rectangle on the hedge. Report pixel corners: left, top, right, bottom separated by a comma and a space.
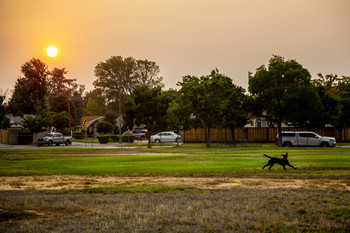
97, 135, 110, 144
73, 132, 84, 139
109, 135, 136, 143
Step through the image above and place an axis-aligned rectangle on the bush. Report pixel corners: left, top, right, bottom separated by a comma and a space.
122, 135, 135, 143
110, 135, 119, 142
73, 132, 84, 139
109, 134, 135, 143
97, 135, 110, 144
97, 121, 115, 134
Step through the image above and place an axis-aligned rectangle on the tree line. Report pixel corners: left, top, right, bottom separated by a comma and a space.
0, 55, 349, 147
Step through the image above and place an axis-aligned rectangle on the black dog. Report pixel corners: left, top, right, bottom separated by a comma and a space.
262, 152, 296, 171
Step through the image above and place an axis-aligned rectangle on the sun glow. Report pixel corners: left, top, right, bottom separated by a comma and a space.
46, 46, 58, 57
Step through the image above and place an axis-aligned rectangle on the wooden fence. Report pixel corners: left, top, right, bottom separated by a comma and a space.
0, 130, 8, 144
184, 127, 350, 143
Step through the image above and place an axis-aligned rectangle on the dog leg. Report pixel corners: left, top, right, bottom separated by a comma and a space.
269, 164, 274, 170
288, 164, 296, 169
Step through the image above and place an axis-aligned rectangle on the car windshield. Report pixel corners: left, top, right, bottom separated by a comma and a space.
46, 133, 54, 137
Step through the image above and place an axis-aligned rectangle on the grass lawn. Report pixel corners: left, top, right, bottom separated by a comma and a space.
1, 144, 350, 232
0, 145, 349, 177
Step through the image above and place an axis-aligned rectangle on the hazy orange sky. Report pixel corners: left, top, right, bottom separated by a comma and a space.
1, 0, 349, 96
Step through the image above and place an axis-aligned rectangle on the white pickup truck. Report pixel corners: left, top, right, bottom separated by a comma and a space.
277, 131, 336, 147
37, 133, 72, 146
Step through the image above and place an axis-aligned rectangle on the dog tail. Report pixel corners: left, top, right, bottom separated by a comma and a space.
263, 154, 271, 159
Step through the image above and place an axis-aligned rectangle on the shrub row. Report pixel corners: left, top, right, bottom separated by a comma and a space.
73, 132, 84, 139
97, 135, 136, 144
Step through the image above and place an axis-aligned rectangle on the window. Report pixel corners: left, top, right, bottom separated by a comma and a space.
256, 121, 268, 128
282, 133, 296, 137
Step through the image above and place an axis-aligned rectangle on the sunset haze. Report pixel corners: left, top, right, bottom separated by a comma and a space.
1, 0, 349, 94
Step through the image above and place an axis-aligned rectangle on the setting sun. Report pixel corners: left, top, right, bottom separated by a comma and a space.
46, 46, 58, 57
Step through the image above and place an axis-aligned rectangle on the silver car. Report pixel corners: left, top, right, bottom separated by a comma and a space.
151, 131, 181, 143
277, 131, 336, 147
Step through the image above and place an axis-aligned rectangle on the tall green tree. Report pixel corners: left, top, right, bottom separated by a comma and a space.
313, 74, 350, 135
248, 55, 321, 146
224, 84, 250, 143
124, 85, 171, 148
9, 58, 49, 114
0, 92, 10, 129
163, 89, 182, 132
52, 111, 69, 133
178, 70, 246, 147
22, 108, 53, 134
51, 93, 70, 113
8, 59, 85, 129
135, 59, 164, 88
83, 96, 105, 116
93, 56, 164, 111
283, 86, 325, 129
48, 68, 76, 97
70, 86, 85, 126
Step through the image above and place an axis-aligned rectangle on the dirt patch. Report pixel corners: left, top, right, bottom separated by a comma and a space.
0, 176, 349, 190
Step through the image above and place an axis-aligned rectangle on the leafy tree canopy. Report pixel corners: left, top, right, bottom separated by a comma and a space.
0, 92, 10, 130
8, 58, 85, 128
248, 55, 321, 146
177, 69, 248, 147
96, 121, 115, 134
93, 56, 164, 111
83, 96, 105, 116
312, 73, 350, 132
22, 108, 53, 134
124, 85, 171, 148
8, 58, 49, 114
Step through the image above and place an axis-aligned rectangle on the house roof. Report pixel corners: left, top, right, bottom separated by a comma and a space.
80, 116, 104, 127
6, 114, 35, 125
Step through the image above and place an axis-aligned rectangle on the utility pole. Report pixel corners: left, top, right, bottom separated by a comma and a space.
119, 89, 122, 144
67, 90, 71, 135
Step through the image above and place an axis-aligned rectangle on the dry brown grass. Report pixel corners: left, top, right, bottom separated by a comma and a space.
1, 188, 349, 232
1, 175, 350, 191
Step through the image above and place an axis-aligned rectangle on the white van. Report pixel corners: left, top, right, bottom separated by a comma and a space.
277, 131, 336, 147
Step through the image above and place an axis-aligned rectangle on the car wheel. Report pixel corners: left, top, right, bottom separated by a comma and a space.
48, 141, 53, 146
176, 138, 180, 143
65, 140, 70, 146
154, 139, 160, 143
283, 142, 292, 147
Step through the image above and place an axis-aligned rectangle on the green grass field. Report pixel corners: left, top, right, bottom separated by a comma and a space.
1, 144, 350, 232
1, 145, 349, 177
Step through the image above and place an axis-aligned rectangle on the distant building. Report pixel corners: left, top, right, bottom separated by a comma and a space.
79, 116, 105, 135
6, 114, 35, 130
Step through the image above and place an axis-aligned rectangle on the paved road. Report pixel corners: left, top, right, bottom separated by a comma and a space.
0, 140, 181, 150
0, 141, 149, 150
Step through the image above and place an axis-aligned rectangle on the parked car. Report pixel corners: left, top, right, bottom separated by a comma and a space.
132, 127, 147, 140
37, 133, 72, 146
276, 131, 336, 147
151, 131, 181, 143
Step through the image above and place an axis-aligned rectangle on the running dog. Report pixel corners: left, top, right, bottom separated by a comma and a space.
262, 152, 296, 171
